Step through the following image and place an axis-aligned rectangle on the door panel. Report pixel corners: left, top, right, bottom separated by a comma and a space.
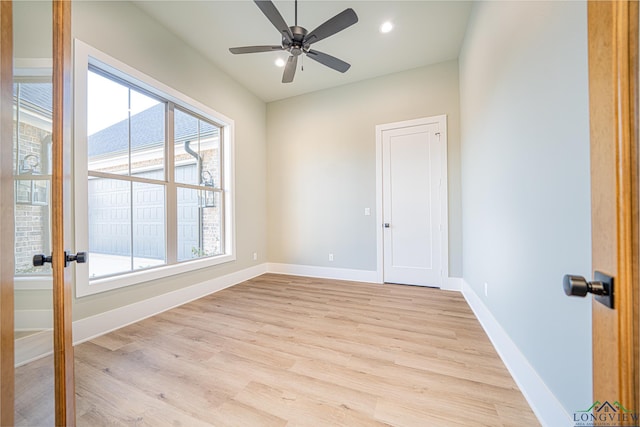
382, 121, 443, 287
13, 1, 55, 425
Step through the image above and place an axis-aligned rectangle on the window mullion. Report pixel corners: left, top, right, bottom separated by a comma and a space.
15, 83, 20, 173
219, 126, 225, 253
219, 126, 224, 190
166, 103, 177, 264
128, 88, 134, 272
197, 119, 203, 254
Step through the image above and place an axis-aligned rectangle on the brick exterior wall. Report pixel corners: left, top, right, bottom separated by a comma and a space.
14, 121, 52, 275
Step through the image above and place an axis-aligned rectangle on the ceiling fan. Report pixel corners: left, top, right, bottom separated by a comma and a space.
229, 0, 358, 83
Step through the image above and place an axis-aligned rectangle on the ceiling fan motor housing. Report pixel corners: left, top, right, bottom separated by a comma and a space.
290, 26, 308, 41
285, 26, 308, 55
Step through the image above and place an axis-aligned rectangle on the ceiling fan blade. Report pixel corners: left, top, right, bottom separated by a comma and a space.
282, 55, 298, 83
306, 49, 351, 73
229, 45, 284, 54
304, 8, 358, 46
254, 0, 293, 43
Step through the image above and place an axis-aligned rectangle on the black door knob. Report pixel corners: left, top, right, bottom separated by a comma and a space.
563, 274, 607, 297
32, 251, 88, 267
77, 252, 87, 263
66, 251, 88, 264
32, 254, 52, 267
563, 272, 614, 309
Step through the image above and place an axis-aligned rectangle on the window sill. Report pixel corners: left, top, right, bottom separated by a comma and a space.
76, 253, 236, 298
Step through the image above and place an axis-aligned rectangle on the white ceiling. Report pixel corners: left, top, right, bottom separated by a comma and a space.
133, 1, 473, 103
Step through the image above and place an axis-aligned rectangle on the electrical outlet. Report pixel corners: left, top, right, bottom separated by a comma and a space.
252, 252, 257, 261
328, 253, 334, 262
484, 282, 488, 297
364, 207, 371, 216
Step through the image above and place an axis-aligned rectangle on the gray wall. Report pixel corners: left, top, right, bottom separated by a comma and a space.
71, 1, 268, 320
13, 1, 51, 59
459, 1, 592, 414
267, 61, 462, 276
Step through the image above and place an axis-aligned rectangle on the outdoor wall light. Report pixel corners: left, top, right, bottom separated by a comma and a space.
20, 154, 40, 174
202, 170, 216, 208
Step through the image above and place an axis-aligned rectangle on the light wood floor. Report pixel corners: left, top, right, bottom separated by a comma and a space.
16, 274, 539, 426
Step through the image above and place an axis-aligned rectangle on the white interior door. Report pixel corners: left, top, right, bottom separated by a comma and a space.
380, 117, 446, 287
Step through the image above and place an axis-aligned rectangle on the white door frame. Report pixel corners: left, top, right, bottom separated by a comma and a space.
375, 115, 450, 288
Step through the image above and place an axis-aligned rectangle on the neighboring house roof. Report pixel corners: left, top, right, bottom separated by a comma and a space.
88, 104, 219, 158
14, 82, 219, 158
14, 82, 53, 115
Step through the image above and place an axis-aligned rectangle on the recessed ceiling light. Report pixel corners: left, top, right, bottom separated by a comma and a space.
380, 21, 393, 34
275, 58, 286, 67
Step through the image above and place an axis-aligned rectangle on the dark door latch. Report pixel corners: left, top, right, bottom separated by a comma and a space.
33, 251, 88, 268
563, 271, 614, 309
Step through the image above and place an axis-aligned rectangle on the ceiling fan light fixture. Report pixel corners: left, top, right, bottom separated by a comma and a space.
380, 21, 393, 34
229, 0, 358, 83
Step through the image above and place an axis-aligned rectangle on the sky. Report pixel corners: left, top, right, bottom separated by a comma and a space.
87, 70, 159, 136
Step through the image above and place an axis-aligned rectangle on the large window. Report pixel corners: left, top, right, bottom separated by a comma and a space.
75, 41, 235, 296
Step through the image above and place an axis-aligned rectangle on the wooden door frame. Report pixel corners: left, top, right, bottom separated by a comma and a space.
588, 0, 639, 413
375, 115, 451, 289
52, 1, 75, 425
0, 1, 14, 425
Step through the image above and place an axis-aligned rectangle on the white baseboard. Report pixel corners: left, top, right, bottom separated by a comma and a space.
15, 330, 53, 367
461, 280, 571, 427
267, 263, 462, 291
267, 263, 378, 283
14, 309, 55, 366
73, 263, 268, 345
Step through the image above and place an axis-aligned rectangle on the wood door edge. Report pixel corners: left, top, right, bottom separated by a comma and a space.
0, 1, 14, 425
615, 0, 639, 413
52, 1, 75, 425
588, 0, 639, 414
626, 0, 640, 414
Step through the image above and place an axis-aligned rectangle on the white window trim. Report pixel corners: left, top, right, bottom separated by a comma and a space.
73, 39, 236, 298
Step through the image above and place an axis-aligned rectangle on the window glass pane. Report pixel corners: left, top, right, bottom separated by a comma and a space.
15, 181, 51, 275
200, 120, 221, 189
88, 177, 132, 278
174, 109, 199, 186
202, 191, 222, 257
177, 188, 222, 261
87, 70, 130, 175
14, 82, 53, 175
132, 182, 166, 270
130, 89, 165, 178
174, 110, 221, 188
13, 81, 52, 276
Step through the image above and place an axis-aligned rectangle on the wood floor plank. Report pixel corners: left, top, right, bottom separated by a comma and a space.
15, 274, 539, 426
